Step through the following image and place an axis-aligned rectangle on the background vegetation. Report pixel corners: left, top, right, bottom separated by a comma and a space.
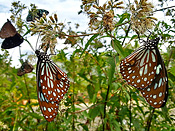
0, 0, 175, 130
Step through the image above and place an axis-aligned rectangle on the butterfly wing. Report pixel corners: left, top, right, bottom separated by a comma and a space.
0, 20, 17, 39
39, 61, 70, 102
138, 49, 168, 108
26, 9, 49, 22
36, 51, 70, 122
120, 38, 159, 89
37, 9, 49, 17
17, 61, 34, 76
1, 33, 23, 49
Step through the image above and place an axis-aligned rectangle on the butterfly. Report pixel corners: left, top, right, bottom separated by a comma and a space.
26, 9, 49, 22
120, 37, 168, 108
17, 60, 34, 76
0, 19, 16, 39
35, 50, 70, 122
0, 19, 24, 49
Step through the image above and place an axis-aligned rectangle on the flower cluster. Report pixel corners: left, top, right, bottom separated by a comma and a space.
81, 0, 124, 32
130, 0, 157, 34
29, 13, 65, 53
103, 10, 114, 31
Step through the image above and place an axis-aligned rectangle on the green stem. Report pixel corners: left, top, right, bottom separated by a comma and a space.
72, 59, 75, 130
103, 84, 110, 130
129, 89, 132, 131
13, 105, 18, 131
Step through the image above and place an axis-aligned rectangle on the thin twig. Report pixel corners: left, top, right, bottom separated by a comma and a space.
122, 23, 131, 46
72, 60, 76, 130
153, 5, 175, 12
64, 21, 130, 38
64, 33, 98, 37
129, 89, 132, 131
146, 108, 155, 131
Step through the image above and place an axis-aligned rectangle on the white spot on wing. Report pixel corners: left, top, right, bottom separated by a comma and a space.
158, 78, 162, 87
159, 92, 162, 97
151, 51, 156, 62
144, 64, 148, 75
139, 67, 144, 76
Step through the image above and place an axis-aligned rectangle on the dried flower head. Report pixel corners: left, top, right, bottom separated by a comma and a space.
81, 0, 124, 32
130, 0, 157, 34
29, 13, 65, 52
103, 10, 114, 31
41, 38, 57, 54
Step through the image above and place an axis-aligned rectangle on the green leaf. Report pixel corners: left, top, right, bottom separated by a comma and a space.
28, 112, 42, 119
48, 122, 55, 130
133, 118, 143, 130
82, 110, 91, 119
87, 85, 95, 100
79, 123, 89, 131
116, 13, 130, 25
80, 34, 99, 57
170, 66, 175, 76
89, 106, 100, 119
105, 56, 116, 86
111, 39, 125, 58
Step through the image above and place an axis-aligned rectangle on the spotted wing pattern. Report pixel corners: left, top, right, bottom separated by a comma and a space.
120, 38, 159, 89
36, 50, 70, 122
138, 49, 168, 108
120, 37, 168, 108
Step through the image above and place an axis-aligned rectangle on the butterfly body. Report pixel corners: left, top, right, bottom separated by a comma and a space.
120, 37, 168, 108
35, 50, 70, 122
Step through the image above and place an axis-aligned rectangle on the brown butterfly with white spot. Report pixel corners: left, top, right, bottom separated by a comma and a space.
120, 37, 168, 108
17, 60, 34, 76
35, 50, 70, 122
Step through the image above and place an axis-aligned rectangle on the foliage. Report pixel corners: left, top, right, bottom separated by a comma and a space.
0, 0, 175, 131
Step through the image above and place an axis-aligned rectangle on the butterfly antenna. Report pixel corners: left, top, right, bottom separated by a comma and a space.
143, 19, 153, 41
136, 31, 144, 43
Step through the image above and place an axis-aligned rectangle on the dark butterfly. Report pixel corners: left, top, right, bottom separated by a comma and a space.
1, 33, 24, 49
0, 19, 24, 49
26, 9, 49, 22
0, 19, 16, 39
120, 37, 168, 108
35, 50, 70, 122
17, 60, 34, 76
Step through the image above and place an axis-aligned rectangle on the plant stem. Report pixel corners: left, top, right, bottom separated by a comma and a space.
72, 59, 75, 130
129, 89, 132, 131
146, 108, 155, 131
122, 23, 131, 46
153, 5, 175, 12
103, 84, 110, 130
